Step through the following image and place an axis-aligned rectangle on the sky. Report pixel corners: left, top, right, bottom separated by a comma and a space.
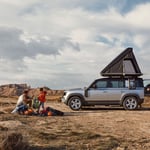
0, 0, 150, 89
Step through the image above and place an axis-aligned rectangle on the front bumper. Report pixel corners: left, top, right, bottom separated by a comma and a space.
61, 97, 68, 104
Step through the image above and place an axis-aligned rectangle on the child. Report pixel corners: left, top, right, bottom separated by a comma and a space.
37, 88, 47, 113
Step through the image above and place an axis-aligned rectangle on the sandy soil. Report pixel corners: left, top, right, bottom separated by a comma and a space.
0, 97, 150, 150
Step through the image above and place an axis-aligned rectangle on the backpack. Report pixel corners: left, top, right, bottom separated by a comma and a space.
46, 107, 64, 116
40, 109, 48, 116
32, 97, 40, 109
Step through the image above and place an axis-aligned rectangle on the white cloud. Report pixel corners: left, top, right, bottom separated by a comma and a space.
126, 3, 150, 29
0, 26, 80, 60
0, 1, 150, 88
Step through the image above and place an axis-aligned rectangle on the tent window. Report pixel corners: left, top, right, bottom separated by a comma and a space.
123, 60, 136, 74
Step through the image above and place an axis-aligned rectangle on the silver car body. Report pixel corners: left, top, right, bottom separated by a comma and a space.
62, 78, 144, 110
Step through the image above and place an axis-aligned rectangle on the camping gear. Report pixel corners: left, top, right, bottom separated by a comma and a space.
32, 97, 40, 109
23, 108, 34, 115
40, 109, 48, 116
46, 107, 64, 116
47, 111, 53, 116
39, 107, 64, 116
100, 47, 143, 77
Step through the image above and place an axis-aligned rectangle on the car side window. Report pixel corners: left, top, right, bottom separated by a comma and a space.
92, 80, 124, 88
95, 81, 107, 88
118, 81, 124, 88
136, 79, 144, 87
108, 80, 124, 88
125, 79, 136, 89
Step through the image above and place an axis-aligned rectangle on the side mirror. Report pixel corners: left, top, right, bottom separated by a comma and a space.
84, 87, 87, 90
91, 84, 97, 89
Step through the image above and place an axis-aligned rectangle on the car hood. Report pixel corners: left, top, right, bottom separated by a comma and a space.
64, 88, 84, 93
68, 88, 83, 91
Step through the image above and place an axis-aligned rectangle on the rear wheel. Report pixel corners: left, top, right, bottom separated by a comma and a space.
68, 96, 82, 111
123, 96, 138, 110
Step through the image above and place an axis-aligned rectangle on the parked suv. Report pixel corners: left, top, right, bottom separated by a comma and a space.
61, 77, 144, 110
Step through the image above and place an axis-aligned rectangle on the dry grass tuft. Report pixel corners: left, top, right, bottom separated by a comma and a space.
0, 132, 29, 150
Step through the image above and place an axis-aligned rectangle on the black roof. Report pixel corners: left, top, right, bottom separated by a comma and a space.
100, 47, 143, 77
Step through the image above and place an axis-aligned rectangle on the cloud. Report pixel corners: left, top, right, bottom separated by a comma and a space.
18, 0, 150, 15
0, 26, 80, 86
0, 1, 150, 88
0, 26, 80, 60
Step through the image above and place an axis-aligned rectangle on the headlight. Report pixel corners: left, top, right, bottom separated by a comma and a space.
63, 91, 66, 96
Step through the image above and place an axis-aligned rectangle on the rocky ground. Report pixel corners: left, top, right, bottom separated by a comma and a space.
0, 97, 150, 150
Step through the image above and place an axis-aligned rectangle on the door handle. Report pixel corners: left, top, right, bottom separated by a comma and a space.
103, 91, 107, 93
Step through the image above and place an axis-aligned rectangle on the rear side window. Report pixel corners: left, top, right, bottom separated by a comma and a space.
125, 78, 144, 88
135, 79, 144, 87
108, 80, 124, 88
125, 79, 135, 89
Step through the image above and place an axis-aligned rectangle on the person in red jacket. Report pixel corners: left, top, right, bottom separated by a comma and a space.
37, 88, 47, 113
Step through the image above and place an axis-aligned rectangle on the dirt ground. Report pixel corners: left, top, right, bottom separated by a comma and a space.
0, 97, 150, 150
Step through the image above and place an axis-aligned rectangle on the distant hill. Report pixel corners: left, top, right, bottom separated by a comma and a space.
0, 84, 64, 97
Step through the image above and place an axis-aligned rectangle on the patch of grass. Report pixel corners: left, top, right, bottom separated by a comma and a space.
0, 132, 30, 150
46, 96, 62, 102
28, 129, 58, 142
96, 136, 119, 150
0, 111, 5, 115
28, 145, 67, 150
68, 131, 101, 140
0, 114, 17, 121
0, 126, 8, 131
38, 132, 58, 140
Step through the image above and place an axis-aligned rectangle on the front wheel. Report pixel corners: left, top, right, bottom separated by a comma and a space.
68, 96, 82, 111
123, 96, 138, 110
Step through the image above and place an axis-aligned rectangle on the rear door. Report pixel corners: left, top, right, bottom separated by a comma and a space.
105, 80, 124, 101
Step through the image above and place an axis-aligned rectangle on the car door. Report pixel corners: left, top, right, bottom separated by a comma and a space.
105, 80, 124, 101
86, 80, 108, 101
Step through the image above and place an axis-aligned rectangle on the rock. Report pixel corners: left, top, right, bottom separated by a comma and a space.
0, 83, 64, 97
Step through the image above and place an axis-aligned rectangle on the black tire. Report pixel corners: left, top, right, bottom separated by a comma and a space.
123, 96, 138, 110
68, 96, 82, 111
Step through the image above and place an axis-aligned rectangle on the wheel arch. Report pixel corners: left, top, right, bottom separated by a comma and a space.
121, 94, 140, 105
67, 94, 85, 105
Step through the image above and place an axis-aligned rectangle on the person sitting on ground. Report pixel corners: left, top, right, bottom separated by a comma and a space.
11, 90, 32, 114
37, 88, 47, 113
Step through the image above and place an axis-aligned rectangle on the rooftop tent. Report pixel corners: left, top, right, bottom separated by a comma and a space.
100, 47, 143, 77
